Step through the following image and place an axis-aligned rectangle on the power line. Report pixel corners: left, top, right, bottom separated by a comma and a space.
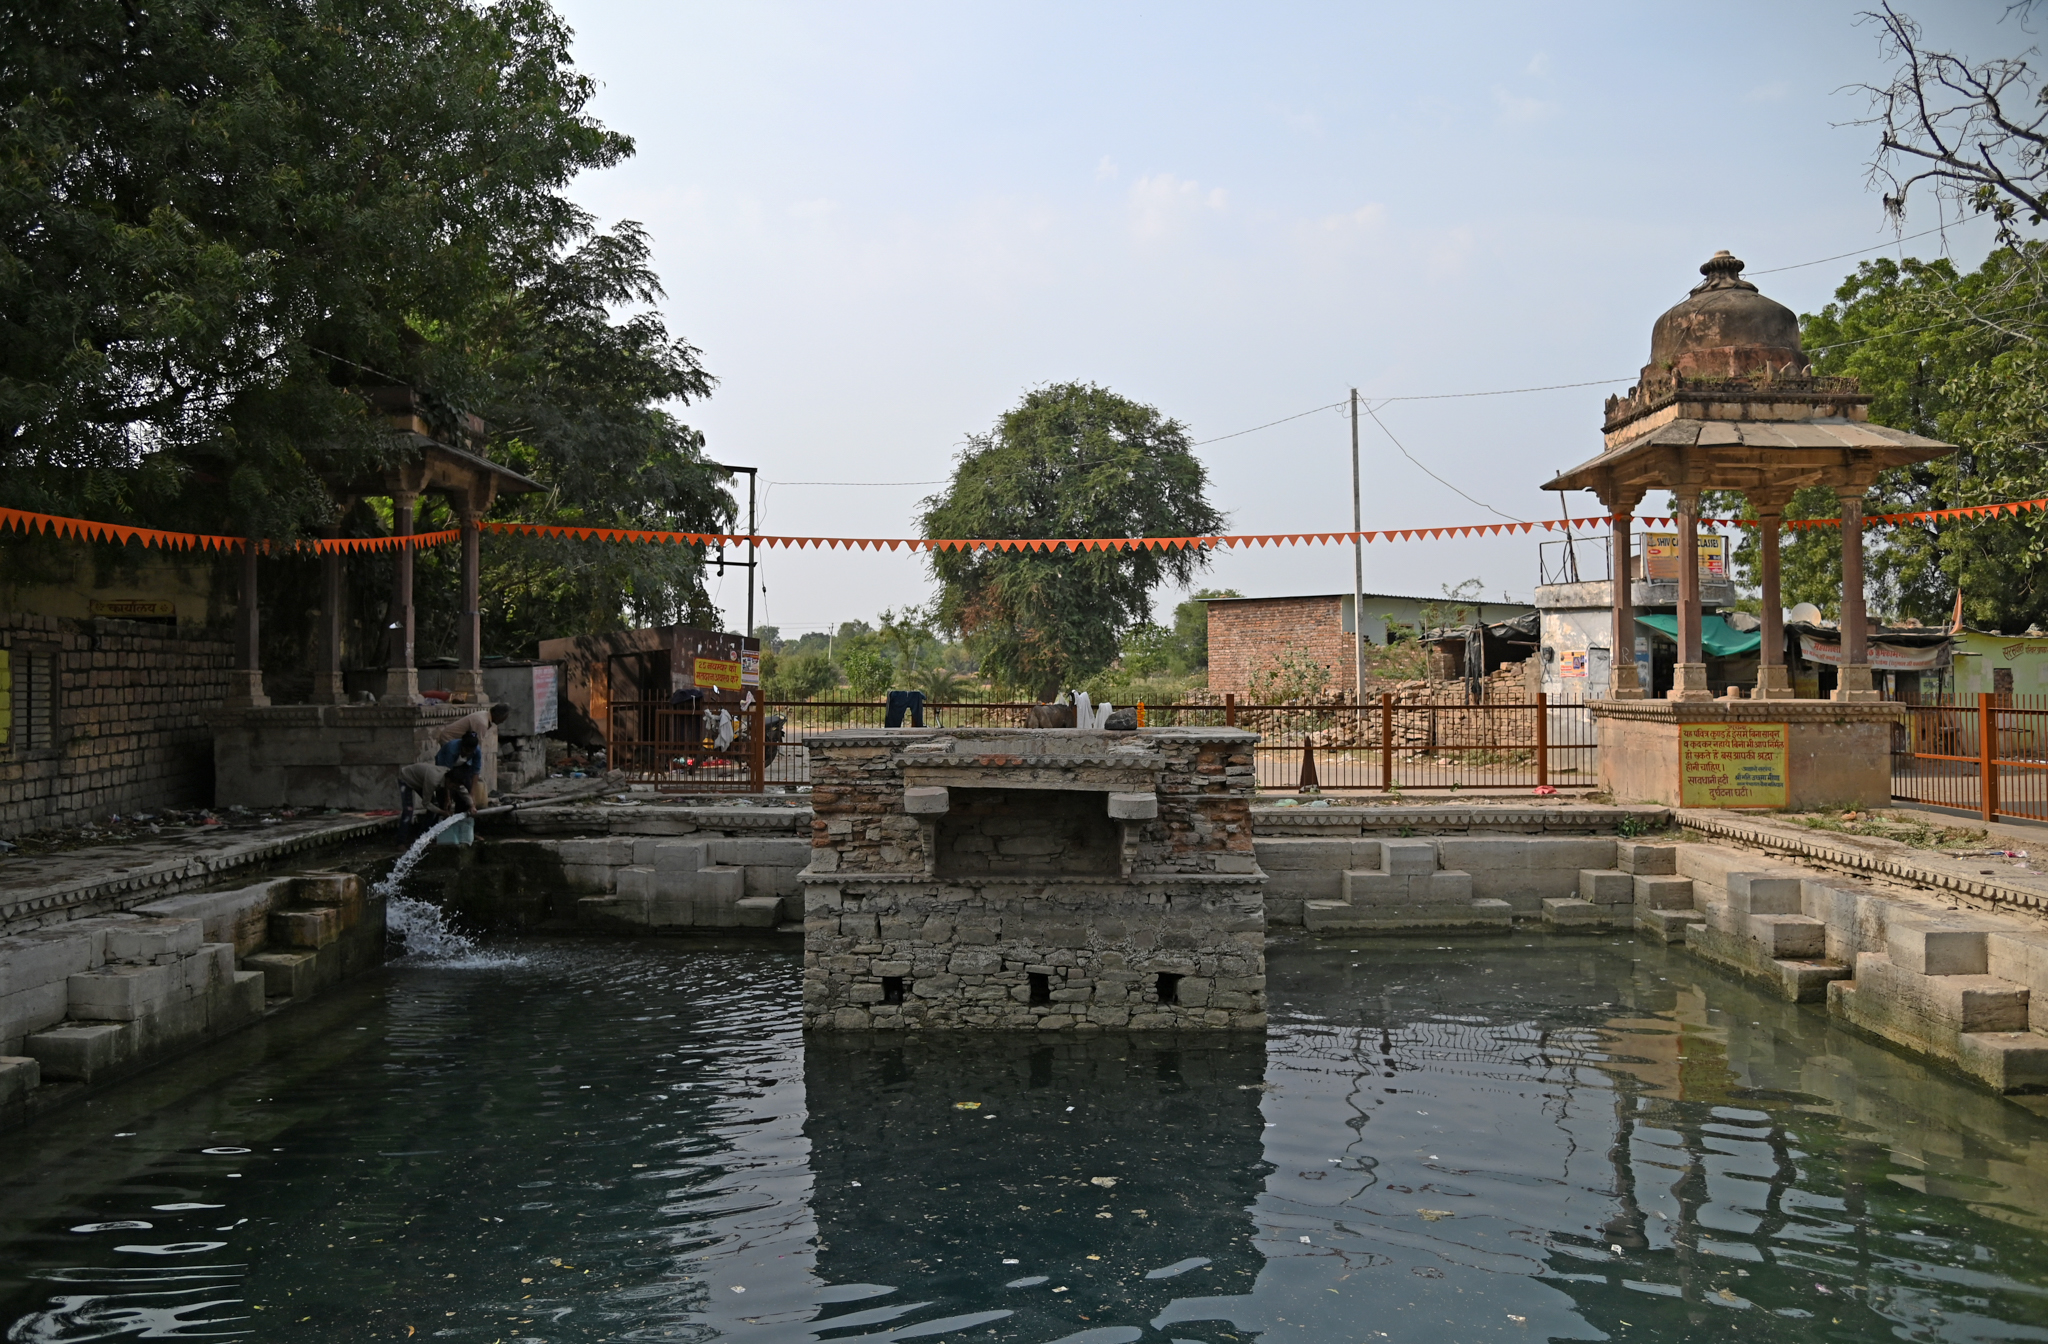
1190, 400, 1347, 445
1747, 225, 1952, 275
1374, 376, 1631, 405
769, 479, 947, 487
1363, 403, 1525, 525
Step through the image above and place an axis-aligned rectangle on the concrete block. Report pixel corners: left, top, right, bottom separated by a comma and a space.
1726, 873, 1803, 916
103, 919, 203, 963
1889, 922, 1990, 977
270, 908, 342, 950
0, 932, 96, 997
66, 964, 179, 1021
1542, 898, 1610, 930
651, 841, 712, 875
1579, 870, 1634, 906
25, 1023, 133, 1083
707, 837, 812, 867
1419, 871, 1473, 902
1957, 1032, 2048, 1092
1933, 977, 2030, 1033
185, 944, 235, 994
0, 981, 71, 1049
1616, 842, 1677, 875
1211, 853, 1258, 874
560, 863, 617, 893
1255, 838, 1369, 871
615, 866, 658, 899
1635, 907, 1694, 943
735, 896, 784, 928
1749, 914, 1826, 960
231, 970, 266, 1016
0, 1056, 40, 1109
903, 786, 951, 815
1303, 898, 1510, 933
1524, 838, 1617, 871
1634, 875, 1695, 910
1435, 838, 1527, 872
241, 950, 320, 999
1381, 840, 1437, 876
1107, 792, 1159, 820
557, 837, 633, 867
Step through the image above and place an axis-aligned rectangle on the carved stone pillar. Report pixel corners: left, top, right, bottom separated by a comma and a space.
224, 541, 269, 708
1834, 486, 1880, 702
1668, 490, 1712, 701
1609, 495, 1645, 699
382, 491, 420, 705
450, 502, 486, 702
1752, 495, 1795, 700
312, 529, 348, 705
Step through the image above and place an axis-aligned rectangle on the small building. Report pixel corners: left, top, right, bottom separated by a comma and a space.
1204, 591, 1531, 697
539, 624, 760, 763
1951, 628, 2048, 700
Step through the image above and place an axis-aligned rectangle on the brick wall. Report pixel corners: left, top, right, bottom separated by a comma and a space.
1, 614, 233, 837
1206, 596, 1354, 698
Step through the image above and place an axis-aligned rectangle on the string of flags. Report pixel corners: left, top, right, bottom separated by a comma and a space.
4, 495, 2047, 556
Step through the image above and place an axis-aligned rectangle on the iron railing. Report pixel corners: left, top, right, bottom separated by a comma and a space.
1892, 693, 2048, 823
604, 694, 1598, 794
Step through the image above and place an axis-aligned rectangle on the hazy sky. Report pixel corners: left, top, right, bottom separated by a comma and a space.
551, 1, 2018, 637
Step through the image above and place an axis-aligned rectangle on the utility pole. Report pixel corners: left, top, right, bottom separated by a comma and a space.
1350, 389, 1365, 705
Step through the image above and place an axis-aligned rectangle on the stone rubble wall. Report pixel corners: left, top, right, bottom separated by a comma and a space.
1, 614, 234, 838
803, 881, 1266, 1031
0, 869, 379, 1129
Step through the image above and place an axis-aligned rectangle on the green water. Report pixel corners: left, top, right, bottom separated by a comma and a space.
3, 930, 2047, 1342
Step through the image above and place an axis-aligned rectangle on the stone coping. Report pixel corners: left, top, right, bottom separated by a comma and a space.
1676, 808, 2048, 917
807, 726, 1257, 746
208, 702, 483, 727
1250, 803, 1671, 833
0, 813, 392, 934
512, 802, 813, 834
1589, 700, 1905, 723
798, 870, 1265, 887
897, 753, 1167, 769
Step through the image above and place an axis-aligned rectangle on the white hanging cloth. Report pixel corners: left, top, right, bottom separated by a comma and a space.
715, 709, 735, 750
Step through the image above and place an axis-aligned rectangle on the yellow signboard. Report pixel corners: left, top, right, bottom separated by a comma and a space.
693, 656, 742, 691
1679, 722, 1789, 808
1643, 533, 1726, 582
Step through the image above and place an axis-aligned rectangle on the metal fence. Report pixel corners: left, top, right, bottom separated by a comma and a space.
604, 694, 1598, 794
1892, 693, 2048, 823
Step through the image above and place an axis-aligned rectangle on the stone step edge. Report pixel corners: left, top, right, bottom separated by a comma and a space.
1676, 810, 2046, 915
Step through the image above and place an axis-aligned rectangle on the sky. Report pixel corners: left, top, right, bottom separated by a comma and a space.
550, 0, 2022, 638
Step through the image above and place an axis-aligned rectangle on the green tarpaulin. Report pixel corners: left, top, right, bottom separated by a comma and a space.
1635, 613, 1762, 658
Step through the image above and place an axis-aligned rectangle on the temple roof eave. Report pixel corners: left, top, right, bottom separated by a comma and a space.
319, 434, 544, 511
1542, 417, 1954, 502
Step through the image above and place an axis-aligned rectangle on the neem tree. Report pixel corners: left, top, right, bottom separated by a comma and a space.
920, 382, 1226, 701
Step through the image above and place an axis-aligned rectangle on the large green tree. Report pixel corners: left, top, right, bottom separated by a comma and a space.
0, 0, 731, 664
920, 383, 1226, 699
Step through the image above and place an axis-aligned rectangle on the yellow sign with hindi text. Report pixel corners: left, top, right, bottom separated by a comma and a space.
1679, 722, 1789, 808
693, 656, 742, 691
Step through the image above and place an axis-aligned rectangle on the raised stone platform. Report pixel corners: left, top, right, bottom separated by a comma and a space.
211, 702, 484, 811
1593, 699, 1904, 811
800, 726, 1265, 1030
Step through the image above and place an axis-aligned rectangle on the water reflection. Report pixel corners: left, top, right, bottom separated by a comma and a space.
2, 932, 2047, 1342
803, 1035, 1268, 1341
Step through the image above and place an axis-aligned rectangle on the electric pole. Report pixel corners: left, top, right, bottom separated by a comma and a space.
1350, 389, 1365, 705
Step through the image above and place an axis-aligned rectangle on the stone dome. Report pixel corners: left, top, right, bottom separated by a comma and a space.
1643, 251, 1808, 382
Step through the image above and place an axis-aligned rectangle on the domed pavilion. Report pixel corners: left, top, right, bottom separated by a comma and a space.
1541, 251, 1956, 807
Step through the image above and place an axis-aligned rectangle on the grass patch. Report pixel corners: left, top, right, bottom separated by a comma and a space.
1789, 808, 1990, 851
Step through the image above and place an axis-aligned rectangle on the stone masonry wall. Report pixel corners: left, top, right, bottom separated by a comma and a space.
802, 727, 1266, 1031
1, 614, 233, 838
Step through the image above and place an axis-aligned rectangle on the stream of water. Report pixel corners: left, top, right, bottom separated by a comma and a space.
2, 929, 2046, 1342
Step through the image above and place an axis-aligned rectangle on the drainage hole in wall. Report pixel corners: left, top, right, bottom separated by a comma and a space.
1156, 973, 1183, 1005
881, 976, 905, 1005
1028, 973, 1051, 1005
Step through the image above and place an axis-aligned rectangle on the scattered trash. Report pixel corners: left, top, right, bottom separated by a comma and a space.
1299, 1236, 1312, 1244
1002, 1259, 1019, 1265
731, 1285, 746, 1294
954, 1101, 982, 1110
1418, 1210, 1453, 1221
1089, 1176, 1118, 1188
1533, 785, 1558, 796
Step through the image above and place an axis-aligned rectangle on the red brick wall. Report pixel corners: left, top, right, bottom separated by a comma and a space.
1, 614, 232, 836
1206, 597, 1354, 698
